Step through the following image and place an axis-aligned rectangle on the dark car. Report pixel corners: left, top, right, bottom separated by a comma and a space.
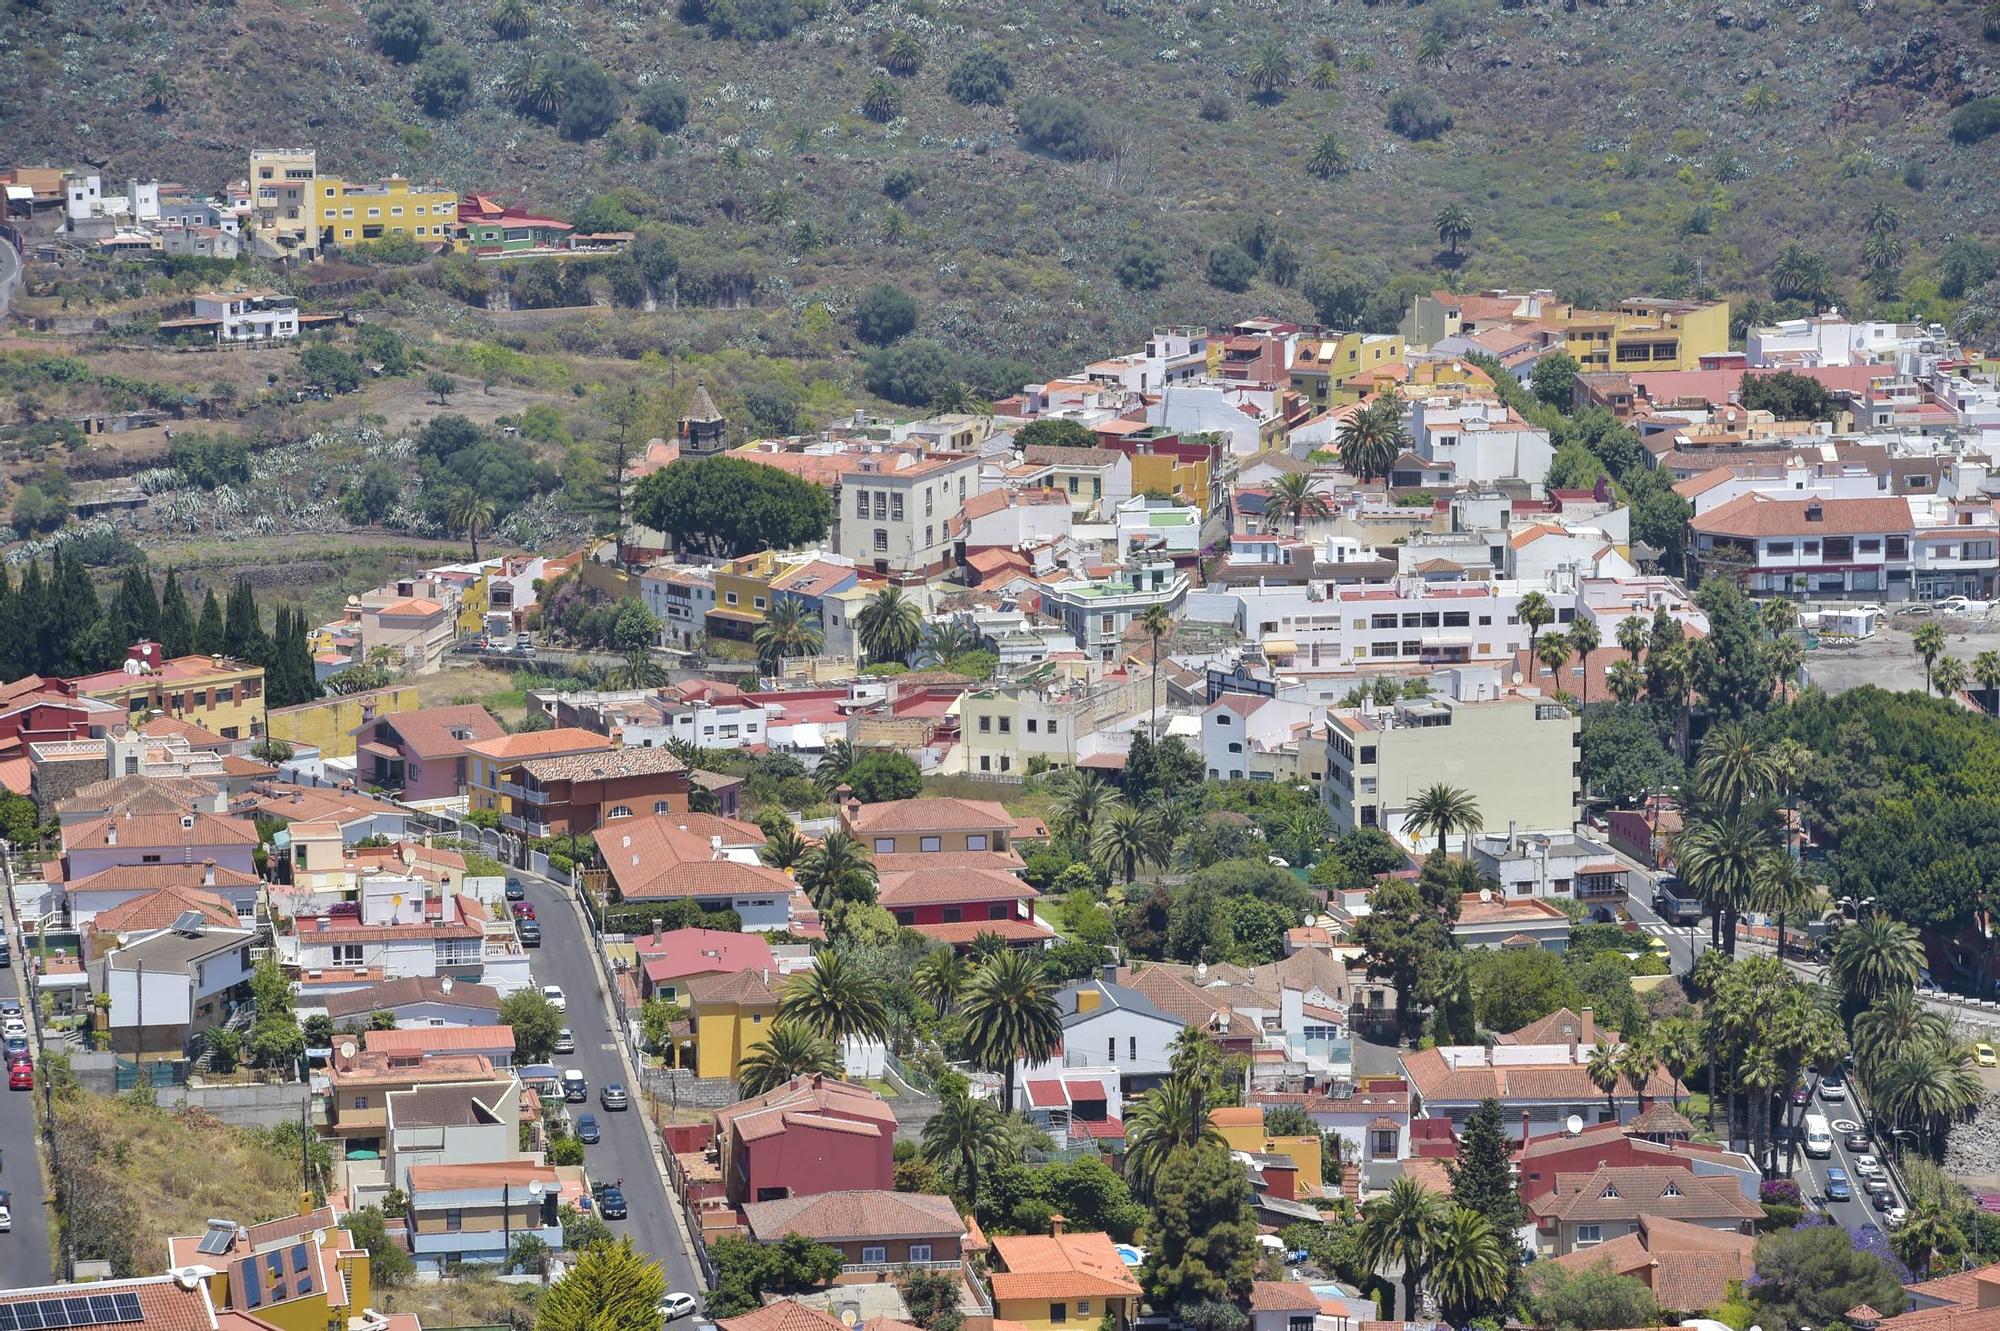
598, 1186, 627, 1220
3, 1036, 27, 1061
505, 878, 525, 901
575, 1114, 600, 1145
1790, 1085, 1811, 1106
519, 921, 542, 948
1845, 1130, 1872, 1152
562, 1070, 588, 1102
1871, 1186, 1898, 1212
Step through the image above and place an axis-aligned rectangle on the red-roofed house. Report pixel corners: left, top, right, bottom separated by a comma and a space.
714, 1075, 898, 1204
988, 1230, 1142, 1331
593, 813, 798, 931
1690, 492, 1916, 599
633, 927, 777, 1003
353, 705, 504, 803
876, 865, 1051, 951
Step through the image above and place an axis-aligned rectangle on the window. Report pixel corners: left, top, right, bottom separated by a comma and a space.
1766, 541, 1794, 556
875, 838, 896, 853
924, 525, 933, 548
874, 493, 888, 520
1077, 1303, 1091, 1316
926, 489, 935, 516
909, 1244, 932, 1263
445, 1209, 463, 1233
1216, 714, 1232, 726
891, 493, 905, 521
654, 800, 671, 814
874, 529, 888, 552
856, 489, 869, 517
726, 592, 739, 606
1373, 1129, 1396, 1157
921, 836, 942, 852
999, 717, 1011, 733
941, 906, 962, 923
607, 805, 633, 819
979, 716, 992, 733
1575, 1224, 1603, 1247
353, 1096, 370, 1110
754, 597, 766, 610
333, 944, 364, 965
979, 756, 991, 772
861, 1246, 887, 1265
967, 834, 988, 851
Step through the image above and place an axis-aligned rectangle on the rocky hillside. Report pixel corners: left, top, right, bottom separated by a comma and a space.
2, 0, 1995, 365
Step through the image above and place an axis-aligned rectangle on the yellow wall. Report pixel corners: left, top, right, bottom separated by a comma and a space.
456, 574, 490, 638
80, 661, 266, 742
1129, 452, 1209, 513
1562, 300, 1730, 372
316, 176, 459, 247
267, 686, 422, 760
693, 1001, 775, 1079
212, 1235, 368, 1331
995, 1295, 1136, 1331
1215, 1123, 1324, 1194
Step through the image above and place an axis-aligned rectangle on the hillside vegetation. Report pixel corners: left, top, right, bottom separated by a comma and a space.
3, 0, 1997, 367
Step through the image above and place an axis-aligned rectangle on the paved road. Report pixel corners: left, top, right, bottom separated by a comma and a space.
0, 957, 54, 1288
0, 238, 18, 324
518, 871, 703, 1300
1786, 1085, 1906, 1235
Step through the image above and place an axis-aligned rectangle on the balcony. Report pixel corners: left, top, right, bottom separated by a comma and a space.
502, 812, 551, 838
498, 780, 530, 801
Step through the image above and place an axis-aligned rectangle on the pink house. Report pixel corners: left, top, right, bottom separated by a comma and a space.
634, 927, 777, 1004
352, 704, 504, 803
714, 1075, 897, 1204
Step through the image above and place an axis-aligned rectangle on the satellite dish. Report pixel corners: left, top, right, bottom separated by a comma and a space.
1510, 670, 1524, 686
528, 1180, 545, 1198
440, 976, 453, 992
1565, 1114, 1584, 1136
1479, 888, 1493, 903
339, 1040, 357, 1060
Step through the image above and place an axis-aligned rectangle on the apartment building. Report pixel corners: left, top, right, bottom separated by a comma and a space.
957, 668, 1152, 777
1195, 576, 1561, 676
1037, 559, 1189, 661
1203, 693, 1323, 782
1409, 395, 1556, 487
1689, 493, 1917, 599
1289, 330, 1409, 410
836, 449, 982, 577
642, 565, 718, 648
62, 641, 265, 741
404, 1161, 565, 1271
1324, 692, 1581, 842
501, 744, 693, 837
314, 174, 457, 248
1469, 830, 1629, 906
246, 146, 318, 256
189, 288, 299, 342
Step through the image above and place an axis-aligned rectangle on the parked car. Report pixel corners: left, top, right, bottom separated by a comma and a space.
1790, 1085, 1811, 1106
601, 1083, 629, 1111
543, 985, 566, 1011
1979, 1042, 1997, 1068
1872, 1187, 1898, 1213
554, 1028, 576, 1055
1826, 1167, 1852, 1201
659, 1293, 700, 1323
0, 1001, 19, 1021
562, 1069, 588, 1102
1887, 1206, 1909, 1228
1844, 1129, 1872, 1152
3, 1036, 28, 1061
0, 1205, 11, 1232
575, 1113, 600, 1145
598, 1186, 627, 1220
8, 1063, 30, 1091
512, 902, 535, 920
505, 878, 526, 902
1, 1018, 25, 1039
519, 921, 542, 948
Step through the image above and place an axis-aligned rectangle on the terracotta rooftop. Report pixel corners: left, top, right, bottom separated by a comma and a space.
63, 810, 258, 852
989, 1231, 1143, 1302
361, 704, 505, 759
463, 727, 613, 761
518, 745, 688, 782
321, 975, 500, 1020
742, 1189, 965, 1243
720, 1301, 849, 1331
89, 884, 241, 932
876, 866, 1039, 909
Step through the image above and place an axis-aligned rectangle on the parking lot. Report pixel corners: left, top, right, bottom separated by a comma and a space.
1803, 612, 2000, 696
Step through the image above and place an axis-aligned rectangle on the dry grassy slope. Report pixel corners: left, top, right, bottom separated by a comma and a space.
3, 0, 1994, 363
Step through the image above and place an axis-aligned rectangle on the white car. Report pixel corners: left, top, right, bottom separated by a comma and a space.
0, 1205, 11, 1232
1887, 1206, 1909, 1228
1853, 1154, 1882, 1179
543, 985, 567, 1012
658, 1292, 700, 1323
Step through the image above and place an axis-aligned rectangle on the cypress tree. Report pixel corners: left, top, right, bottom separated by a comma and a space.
159, 568, 193, 658
194, 587, 226, 656
0, 563, 13, 680
48, 550, 104, 674
223, 578, 269, 663
119, 564, 161, 647
1445, 1097, 1524, 1236
14, 561, 49, 677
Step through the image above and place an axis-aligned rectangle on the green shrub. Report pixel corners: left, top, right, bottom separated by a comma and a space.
1115, 238, 1168, 291
1018, 93, 1113, 161
882, 163, 923, 200
864, 339, 957, 406
853, 284, 918, 345
1204, 244, 1258, 292
635, 81, 689, 133
411, 44, 471, 116
1386, 86, 1453, 140
947, 48, 1013, 106
1950, 96, 2000, 144
552, 54, 622, 140
368, 0, 436, 62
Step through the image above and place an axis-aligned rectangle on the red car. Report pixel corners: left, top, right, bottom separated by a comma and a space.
511, 903, 535, 920
5, 1050, 28, 1069
9, 1063, 31, 1091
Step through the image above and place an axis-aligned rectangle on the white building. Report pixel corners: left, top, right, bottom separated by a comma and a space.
641, 565, 717, 649
1036, 559, 1189, 661
1469, 830, 1630, 909
1114, 495, 1203, 557
1015, 977, 1185, 1106
837, 450, 982, 577
1410, 396, 1556, 488
1202, 693, 1322, 782
193, 289, 300, 343
1746, 310, 1956, 369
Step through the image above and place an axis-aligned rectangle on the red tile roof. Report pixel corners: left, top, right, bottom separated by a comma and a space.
0, 1277, 218, 1331
1691, 491, 1914, 538
876, 866, 1038, 908
89, 884, 241, 932
720, 1301, 849, 1331
990, 1232, 1142, 1302
741, 1189, 965, 1243
363, 705, 505, 759
63, 810, 258, 852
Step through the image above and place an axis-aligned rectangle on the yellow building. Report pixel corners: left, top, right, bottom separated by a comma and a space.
1213, 1106, 1325, 1193
248, 146, 319, 257
1559, 297, 1730, 372
266, 685, 422, 760
1127, 446, 1211, 514
707, 550, 783, 644
454, 568, 490, 638
688, 969, 781, 1080
989, 1231, 1142, 1331
1401, 356, 1494, 400
68, 645, 266, 742
315, 174, 459, 249
1291, 331, 1409, 410
171, 1208, 372, 1331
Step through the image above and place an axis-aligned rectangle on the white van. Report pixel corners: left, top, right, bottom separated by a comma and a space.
1804, 1113, 1833, 1159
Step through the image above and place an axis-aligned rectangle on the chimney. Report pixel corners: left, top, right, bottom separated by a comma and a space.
1805, 501, 1824, 523
105, 825, 117, 846
1522, 1109, 1531, 1142
1580, 1007, 1595, 1048
1049, 1213, 1066, 1237
654, 919, 664, 942
202, 859, 216, 887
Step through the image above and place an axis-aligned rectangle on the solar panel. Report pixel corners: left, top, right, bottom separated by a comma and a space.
12, 1304, 42, 1329
0, 1293, 147, 1330
86, 1298, 120, 1323
0, 1307, 16, 1330
197, 1225, 235, 1256
112, 1295, 141, 1322
62, 1300, 92, 1326
291, 1242, 309, 1273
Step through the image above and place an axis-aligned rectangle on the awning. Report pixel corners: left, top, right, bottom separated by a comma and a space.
1261, 636, 1299, 657
358, 741, 401, 760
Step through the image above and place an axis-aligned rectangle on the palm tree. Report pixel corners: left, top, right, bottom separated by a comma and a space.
1770, 243, 1827, 303
1867, 200, 1902, 236
1426, 1206, 1509, 1327
1863, 228, 1907, 275
760, 822, 808, 872
1433, 203, 1473, 256
446, 487, 495, 560
882, 31, 923, 74
961, 950, 1064, 1113
1406, 783, 1480, 856
1124, 1074, 1225, 1199
1094, 804, 1169, 883
1607, 658, 1643, 705
1677, 814, 1769, 955
1934, 654, 1968, 700
1567, 617, 1602, 704
1973, 650, 2000, 713
1617, 613, 1649, 663
779, 951, 891, 1047
1586, 1042, 1623, 1118
1517, 591, 1554, 678
1536, 631, 1572, 693
490, 0, 534, 38
1051, 769, 1121, 841
813, 739, 856, 796
1760, 597, 1798, 639
795, 830, 878, 913
922, 1080, 1001, 1204
753, 598, 824, 674
1914, 620, 1948, 691
1754, 851, 1820, 963
1739, 1043, 1783, 1171
1768, 634, 1805, 696
503, 55, 564, 117
913, 949, 969, 1016
1891, 1200, 1963, 1279
1415, 29, 1448, 68
1336, 397, 1407, 484
1652, 1017, 1702, 1106
610, 644, 663, 689
1853, 990, 1947, 1090
143, 70, 172, 112
1306, 134, 1352, 179
917, 620, 982, 667
1694, 722, 1778, 817
1878, 1042, 1981, 1154
1267, 471, 1332, 535
856, 587, 923, 664
738, 1021, 841, 1096
1307, 59, 1341, 89
1618, 1038, 1660, 1103
1248, 38, 1293, 98
1358, 1175, 1447, 1321
1139, 603, 1172, 737
1830, 915, 1926, 1011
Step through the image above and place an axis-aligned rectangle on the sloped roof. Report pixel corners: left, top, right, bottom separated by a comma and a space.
876, 866, 1039, 908
720, 1302, 848, 1331
742, 1190, 964, 1243
322, 975, 500, 1020
1532, 1166, 1763, 1224
1690, 491, 1914, 538
990, 1232, 1142, 1301
843, 796, 1016, 834
89, 884, 240, 932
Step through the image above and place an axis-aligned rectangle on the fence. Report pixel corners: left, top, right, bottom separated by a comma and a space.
116, 1058, 190, 1090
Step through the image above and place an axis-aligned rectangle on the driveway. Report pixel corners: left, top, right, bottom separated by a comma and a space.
518, 871, 704, 1299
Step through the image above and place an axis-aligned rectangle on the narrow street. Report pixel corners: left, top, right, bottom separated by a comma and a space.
0, 957, 53, 1289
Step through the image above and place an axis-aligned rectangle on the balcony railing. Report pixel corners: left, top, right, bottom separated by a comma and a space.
498, 780, 530, 801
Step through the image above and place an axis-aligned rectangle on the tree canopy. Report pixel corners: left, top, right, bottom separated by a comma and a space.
632, 456, 832, 557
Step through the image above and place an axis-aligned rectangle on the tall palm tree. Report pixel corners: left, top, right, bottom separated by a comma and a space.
737, 1021, 841, 1096
1768, 634, 1805, 697
1567, 617, 1602, 704
1648, 638, 1695, 760
1694, 722, 1779, 817
1754, 851, 1820, 962
1433, 203, 1473, 256
1830, 915, 1926, 1011
1878, 1042, 1981, 1154
913, 949, 969, 1016
1616, 613, 1649, 663
490, 0, 534, 39
1617, 1038, 1660, 1105
1267, 471, 1332, 535
1517, 591, 1554, 679
1536, 631, 1572, 693
922, 1081, 1001, 1204
1139, 604, 1172, 738
1124, 1074, 1224, 1200
1607, 658, 1643, 705
813, 739, 856, 795
1358, 1175, 1447, 1321
1934, 654, 1968, 700
856, 586, 923, 664
1974, 650, 2000, 713
795, 830, 877, 913
1247, 38, 1293, 98
1405, 783, 1480, 856
916, 620, 982, 667
1677, 814, 1769, 955
1336, 397, 1407, 484
446, 487, 496, 560
1739, 1043, 1783, 1171
1094, 804, 1169, 883
1426, 1206, 1509, 1327
1891, 1200, 1963, 1279
1852, 990, 1947, 1091
753, 598, 824, 674
1586, 1042, 1623, 1118
1913, 621, 1947, 694
779, 951, 891, 1046
1051, 769, 1121, 841
1652, 1017, 1702, 1106
960, 950, 1063, 1113
760, 822, 808, 871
